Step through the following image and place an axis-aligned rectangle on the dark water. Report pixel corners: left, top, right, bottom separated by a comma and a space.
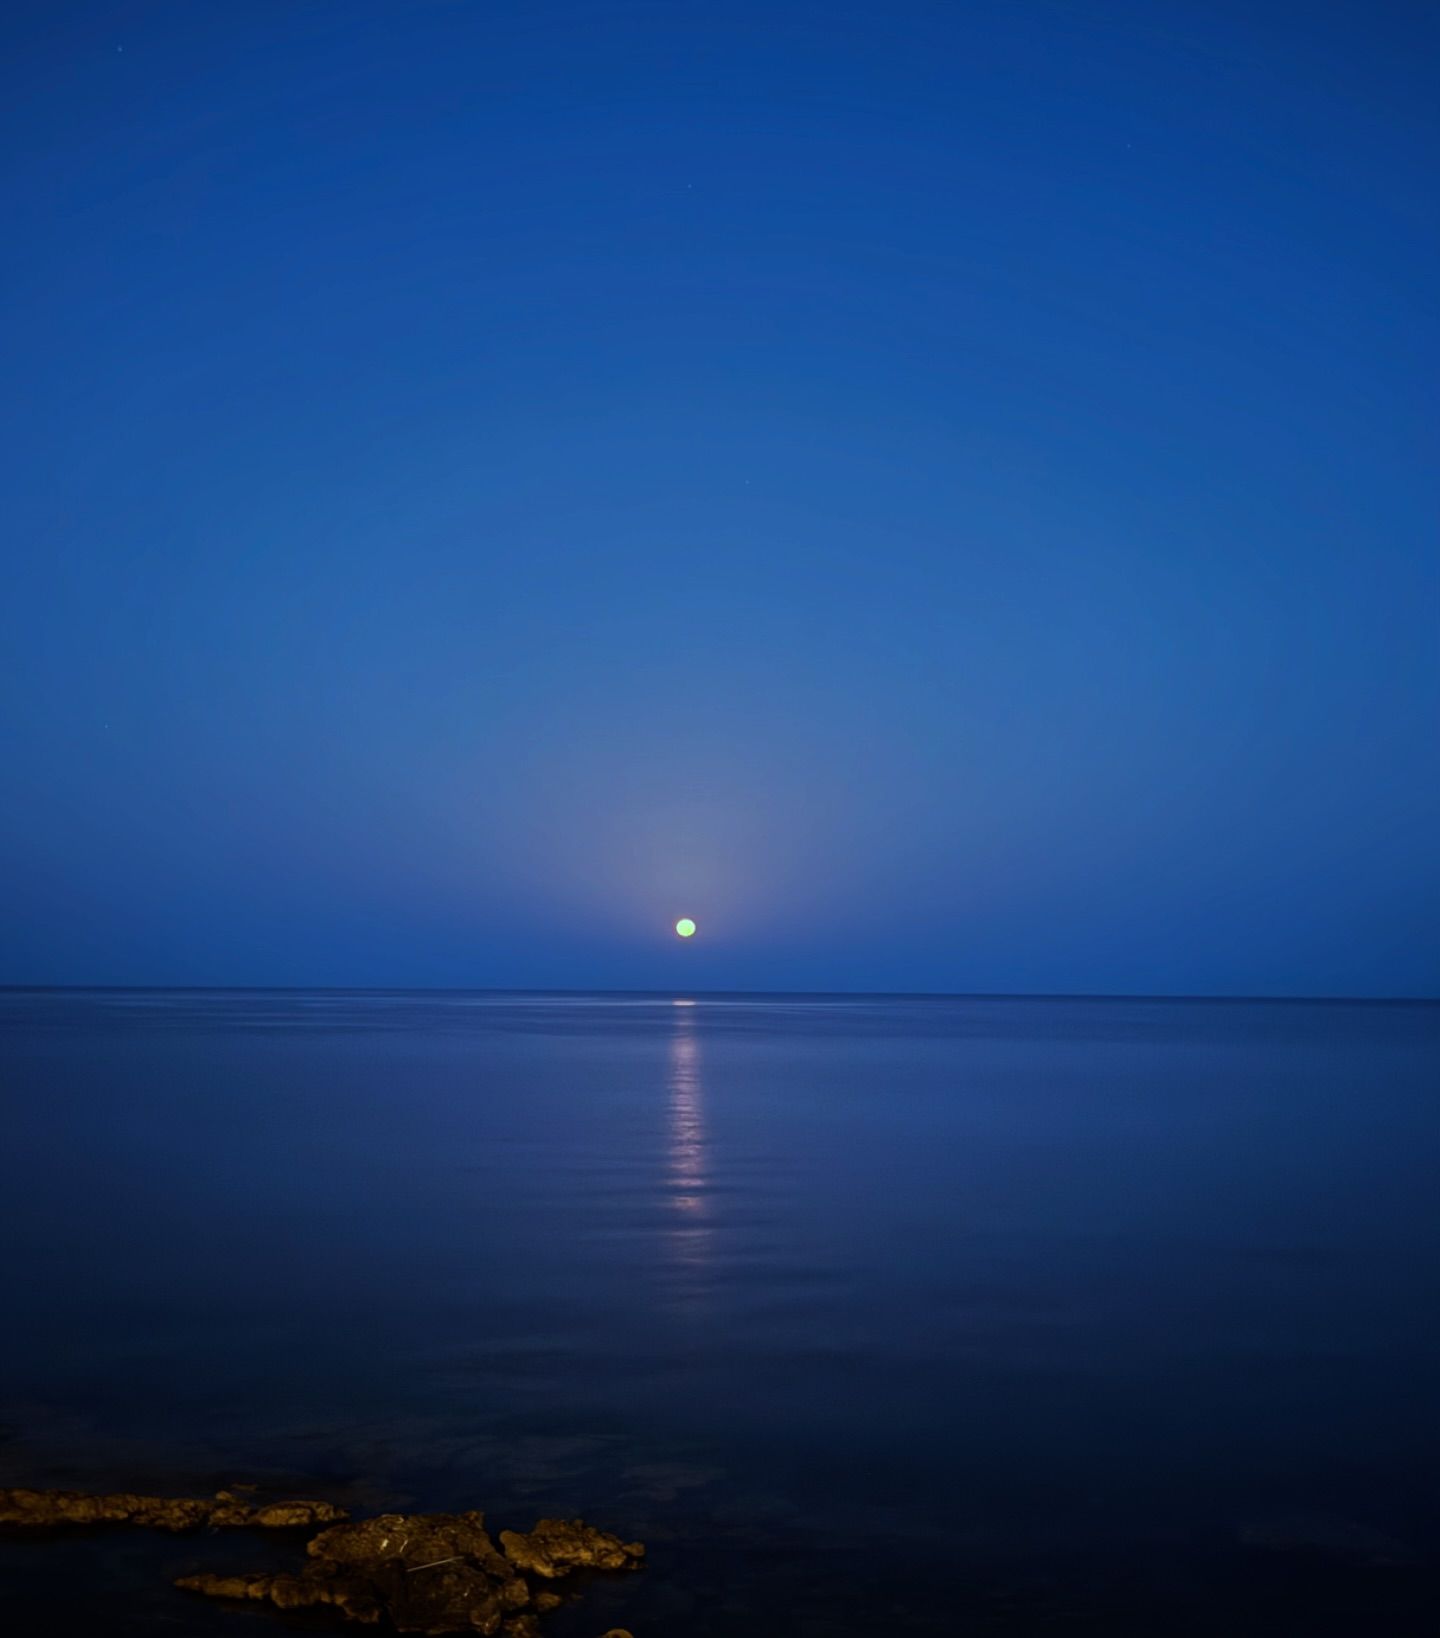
2, 990, 1439, 1635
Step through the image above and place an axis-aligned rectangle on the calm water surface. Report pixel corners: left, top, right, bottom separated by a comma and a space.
2, 991, 1438, 1634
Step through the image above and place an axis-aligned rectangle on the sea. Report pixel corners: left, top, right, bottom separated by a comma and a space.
2, 989, 1438, 1634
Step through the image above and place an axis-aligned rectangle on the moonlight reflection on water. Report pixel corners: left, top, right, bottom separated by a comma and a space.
665, 1001, 710, 1299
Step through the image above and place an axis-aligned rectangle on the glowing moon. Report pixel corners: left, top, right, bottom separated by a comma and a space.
674, 917, 697, 939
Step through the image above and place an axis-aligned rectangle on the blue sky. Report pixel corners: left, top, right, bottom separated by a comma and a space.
1, 1, 1436, 993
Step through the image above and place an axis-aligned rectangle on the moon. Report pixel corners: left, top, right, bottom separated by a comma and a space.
674, 917, 697, 939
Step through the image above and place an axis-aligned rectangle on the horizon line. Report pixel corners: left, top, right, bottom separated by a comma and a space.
1, 985, 1435, 1005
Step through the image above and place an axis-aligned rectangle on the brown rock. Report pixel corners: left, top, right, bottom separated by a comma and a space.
307, 1511, 514, 1578
3, 1487, 643, 1634
498, 1518, 645, 1579
175, 1571, 386, 1624
0, 1487, 346, 1532
254, 1499, 347, 1528
180, 1508, 641, 1633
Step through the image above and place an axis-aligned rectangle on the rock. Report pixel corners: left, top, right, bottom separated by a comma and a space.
254, 1499, 348, 1528
174, 1571, 386, 1624
178, 1508, 643, 1634
306, 1511, 516, 1581
498, 1518, 645, 1579
3, 1486, 642, 1634
0, 1487, 347, 1532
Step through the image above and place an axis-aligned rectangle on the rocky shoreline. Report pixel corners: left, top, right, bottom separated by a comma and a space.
0, 1486, 642, 1636
0, 1485, 347, 1531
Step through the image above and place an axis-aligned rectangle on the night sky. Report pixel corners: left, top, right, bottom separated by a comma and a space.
2, 2, 1436, 995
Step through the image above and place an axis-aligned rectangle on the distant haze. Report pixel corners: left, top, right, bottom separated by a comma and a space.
2, 2, 1436, 995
